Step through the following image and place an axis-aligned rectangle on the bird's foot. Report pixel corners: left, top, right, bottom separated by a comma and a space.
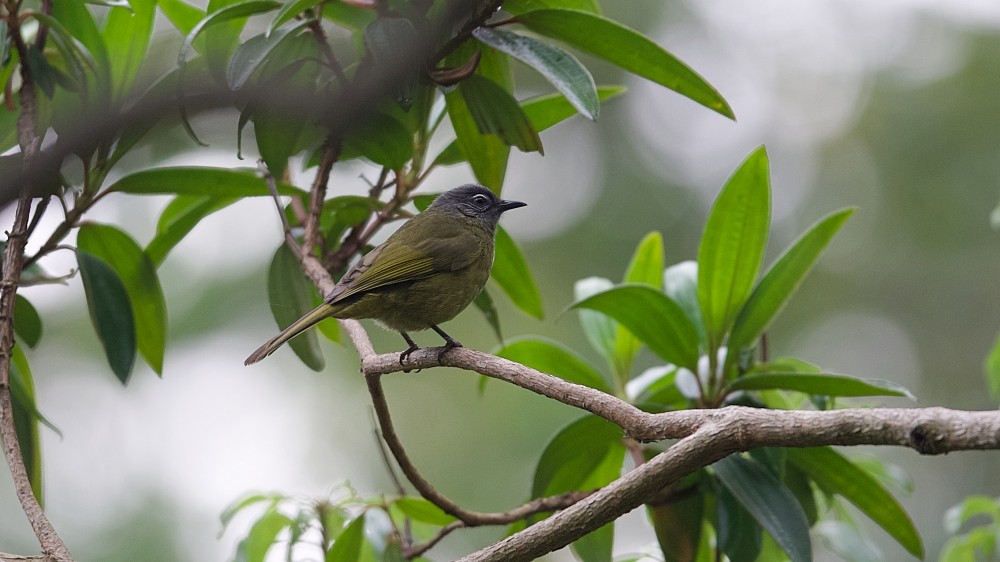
398, 332, 420, 372
435, 338, 462, 362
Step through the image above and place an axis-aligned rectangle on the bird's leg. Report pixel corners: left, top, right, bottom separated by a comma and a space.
399, 332, 420, 365
430, 324, 462, 362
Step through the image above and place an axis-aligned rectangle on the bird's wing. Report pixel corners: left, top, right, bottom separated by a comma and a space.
327, 217, 482, 304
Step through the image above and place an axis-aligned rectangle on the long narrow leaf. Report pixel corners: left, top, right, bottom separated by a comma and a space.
728, 209, 854, 358
268, 245, 325, 371
725, 372, 914, 399
492, 226, 544, 319
147, 195, 239, 267
787, 447, 924, 558
573, 284, 699, 372
459, 75, 543, 153
101, 0, 154, 101
473, 28, 599, 120
713, 455, 811, 562
613, 232, 664, 380
697, 147, 770, 348
108, 167, 304, 197
515, 9, 733, 119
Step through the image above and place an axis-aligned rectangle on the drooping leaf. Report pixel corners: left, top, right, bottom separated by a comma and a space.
227, 20, 310, 90
697, 147, 770, 349
108, 167, 304, 197
787, 447, 923, 558
14, 295, 42, 348
573, 284, 699, 372
496, 337, 610, 393
459, 75, 543, 154
473, 288, 504, 344
717, 483, 764, 562
268, 245, 325, 371
726, 372, 914, 400
515, 9, 733, 118
78, 224, 168, 375
712, 455, 811, 562
728, 209, 854, 362
147, 195, 239, 267
101, 0, 155, 101
473, 28, 599, 121
76, 250, 137, 384
492, 226, 543, 319
445, 44, 511, 190
9, 346, 43, 504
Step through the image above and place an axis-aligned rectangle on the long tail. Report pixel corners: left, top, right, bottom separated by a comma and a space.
244, 303, 336, 365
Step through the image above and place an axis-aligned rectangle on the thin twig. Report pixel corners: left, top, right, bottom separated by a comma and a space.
403, 520, 464, 558
257, 159, 301, 256
301, 136, 341, 258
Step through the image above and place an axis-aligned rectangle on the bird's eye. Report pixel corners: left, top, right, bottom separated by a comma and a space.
472, 194, 489, 208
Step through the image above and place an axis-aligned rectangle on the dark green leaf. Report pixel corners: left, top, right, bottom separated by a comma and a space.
712, 455, 811, 562
503, 0, 600, 16
268, 245, 325, 371
783, 463, 819, 525
179, 0, 282, 74
327, 513, 367, 562
14, 294, 42, 348
148, 195, 239, 267
717, 484, 763, 562
394, 497, 458, 526
459, 75, 543, 153
726, 372, 914, 400
515, 9, 733, 119
647, 474, 704, 562
445, 44, 511, 190
697, 146, 770, 349
787, 447, 923, 558
108, 167, 304, 197
77, 250, 137, 384
9, 346, 42, 504
986, 331, 1000, 401
473, 28, 598, 120
496, 337, 610, 393
728, 209, 854, 361
78, 224, 168, 375
573, 284, 699, 372
492, 226, 543, 319
473, 289, 504, 344
613, 231, 663, 380
101, 0, 154, 101
51, 0, 111, 82
240, 507, 293, 562
343, 112, 414, 169
228, 21, 310, 90
533, 415, 625, 497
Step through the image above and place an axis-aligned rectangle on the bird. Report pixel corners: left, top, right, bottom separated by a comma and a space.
244, 183, 526, 366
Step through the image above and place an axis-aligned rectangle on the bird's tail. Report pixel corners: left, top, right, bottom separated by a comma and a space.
244, 303, 336, 365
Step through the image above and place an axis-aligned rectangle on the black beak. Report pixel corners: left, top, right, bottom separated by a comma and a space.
499, 199, 526, 213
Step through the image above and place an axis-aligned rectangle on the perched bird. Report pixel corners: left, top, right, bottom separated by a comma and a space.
245, 184, 526, 366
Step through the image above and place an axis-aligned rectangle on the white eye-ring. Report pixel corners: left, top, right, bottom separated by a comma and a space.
472, 194, 489, 207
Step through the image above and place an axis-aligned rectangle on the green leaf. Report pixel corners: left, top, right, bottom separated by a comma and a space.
78, 224, 168, 375
716, 484, 763, 562
664, 260, 705, 347
628, 366, 685, 412
503, 0, 600, 16
327, 513, 367, 562
647, 474, 704, 562
726, 372, 914, 400
573, 523, 613, 562
394, 497, 458, 526
492, 226, 544, 319
77, 250, 137, 384
179, 0, 282, 75
14, 295, 42, 348
445, 44, 511, 190
101, 0, 155, 101
343, 112, 414, 169
9, 346, 43, 504
220, 493, 279, 532
712, 455, 811, 562
574, 277, 617, 369
50, 0, 111, 92
533, 415, 625, 498
728, 209, 854, 361
459, 75, 543, 153
787, 447, 923, 558
148, 195, 239, 267
108, 167, 304, 197
515, 9, 733, 119
985, 331, 1000, 401
944, 495, 1000, 533
239, 507, 293, 562
697, 146, 770, 349
268, 245, 325, 371
572, 284, 699, 372
473, 288, 504, 344
270, 0, 325, 33
228, 20, 310, 90
158, 0, 206, 36
496, 336, 610, 393
613, 232, 664, 380
473, 28, 599, 120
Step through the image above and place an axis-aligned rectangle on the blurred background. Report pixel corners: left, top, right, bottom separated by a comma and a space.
2, 0, 1000, 560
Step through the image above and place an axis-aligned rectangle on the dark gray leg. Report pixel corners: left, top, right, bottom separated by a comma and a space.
399, 332, 420, 365
430, 324, 462, 361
